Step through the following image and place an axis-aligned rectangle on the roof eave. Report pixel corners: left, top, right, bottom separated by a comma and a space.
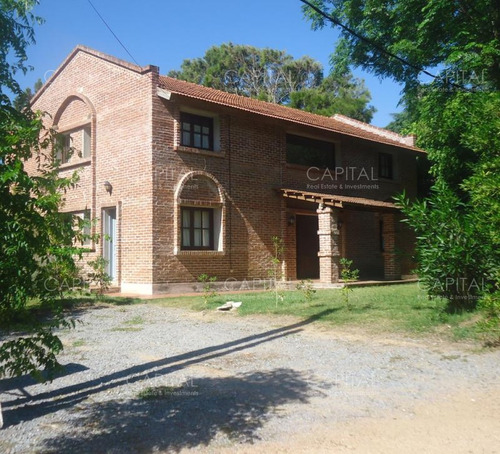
161, 87, 425, 154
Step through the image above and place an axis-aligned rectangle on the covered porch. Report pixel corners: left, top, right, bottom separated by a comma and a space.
280, 189, 408, 284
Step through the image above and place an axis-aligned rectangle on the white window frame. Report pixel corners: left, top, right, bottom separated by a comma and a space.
82, 126, 91, 159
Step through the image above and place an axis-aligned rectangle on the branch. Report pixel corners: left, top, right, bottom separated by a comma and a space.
299, 0, 471, 92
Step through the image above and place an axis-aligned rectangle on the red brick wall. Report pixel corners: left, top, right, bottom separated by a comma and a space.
151, 99, 286, 289
30, 49, 156, 292
29, 48, 418, 292
151, 97, 417, 286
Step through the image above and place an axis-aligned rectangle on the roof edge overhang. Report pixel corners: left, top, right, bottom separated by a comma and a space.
159, 77, 425, 155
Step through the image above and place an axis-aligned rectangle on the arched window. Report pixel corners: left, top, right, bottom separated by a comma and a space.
175, 172, 225, 253
53, 94, 95, 165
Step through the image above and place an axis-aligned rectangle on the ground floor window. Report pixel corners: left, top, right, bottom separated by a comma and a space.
181, 207, 214, 250
63, 210, 91, 246
76, 209, 92, 245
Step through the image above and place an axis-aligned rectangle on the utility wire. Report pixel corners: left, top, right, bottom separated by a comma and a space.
87, 0, 140, 66
300, 0, 469, 91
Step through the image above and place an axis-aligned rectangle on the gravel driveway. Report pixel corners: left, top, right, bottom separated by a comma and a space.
1, 303, 499, 453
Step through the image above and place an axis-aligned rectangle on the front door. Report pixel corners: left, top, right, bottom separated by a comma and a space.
296, 214, 320, 279
103, 208, 117, 281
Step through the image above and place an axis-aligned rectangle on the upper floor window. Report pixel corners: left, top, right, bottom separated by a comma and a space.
379, 152, 393, 179
181, 112, 214, 151
56, 133, 72, 164
56, 126, 91, 164
181, 207, 214, 250
286, 134, 335, 168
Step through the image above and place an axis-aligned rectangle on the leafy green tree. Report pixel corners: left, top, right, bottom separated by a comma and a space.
303, 0, 500, 311
395, 184, 493, 311
290, 73, 375, 122
385, 109, 414, 135
303, 0, 500, 92
169, 42, 376, 122
0, 0, 83, 379
407, 87, 500, 309
340, 258, 359, 311
13, 77, 42, 111
197, 273, 219, 307
169, 43, 322, 104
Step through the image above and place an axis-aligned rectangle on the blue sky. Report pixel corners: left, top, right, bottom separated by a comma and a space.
20, 0, 405, 127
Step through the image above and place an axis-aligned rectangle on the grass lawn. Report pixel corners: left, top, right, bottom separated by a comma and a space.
19, 283, 483, 342
147, 283, 480, 341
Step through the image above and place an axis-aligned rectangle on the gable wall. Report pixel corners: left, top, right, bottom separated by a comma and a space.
30, 51, 155, 291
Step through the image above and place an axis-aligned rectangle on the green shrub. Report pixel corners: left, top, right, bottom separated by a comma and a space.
198, 273, 218, 306
87, 257, 112, 298
395, 184, 492, 312
477, 278, 500, 346
340, 258, 359, 311
296, 279, 316, 302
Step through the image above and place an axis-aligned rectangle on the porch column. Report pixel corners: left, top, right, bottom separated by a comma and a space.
382, 212, 401, 280
316, 205, 340, 283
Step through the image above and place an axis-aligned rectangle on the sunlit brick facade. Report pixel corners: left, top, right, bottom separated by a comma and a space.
29, 46, 422, 294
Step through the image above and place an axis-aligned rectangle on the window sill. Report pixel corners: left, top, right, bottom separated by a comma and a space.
58, 158, 91, 171
175, 250, 225, 256
175, 146, 225, 158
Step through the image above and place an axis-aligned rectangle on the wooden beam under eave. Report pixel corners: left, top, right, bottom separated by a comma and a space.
322, 199, 343, 208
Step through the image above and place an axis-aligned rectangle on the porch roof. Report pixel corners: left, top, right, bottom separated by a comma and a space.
279, 188, 398, 211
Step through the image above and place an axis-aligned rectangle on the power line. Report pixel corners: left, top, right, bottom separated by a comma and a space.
299, 0, 469, 91
87, 0, 140, 66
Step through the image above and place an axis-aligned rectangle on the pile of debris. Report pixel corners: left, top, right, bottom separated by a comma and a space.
216, 301, 242, 311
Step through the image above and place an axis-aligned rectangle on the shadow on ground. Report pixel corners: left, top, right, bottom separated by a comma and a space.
1, 363, 89, 396
40, 368, 326, 453
2, 310, 336, 431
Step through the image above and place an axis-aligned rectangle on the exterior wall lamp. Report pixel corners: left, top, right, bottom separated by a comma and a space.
104, 181, 113, 194
288, 214, 296, 226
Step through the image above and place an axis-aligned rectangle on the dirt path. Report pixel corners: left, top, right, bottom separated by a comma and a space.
1, 304, 499, 453
212, 386, 500, 454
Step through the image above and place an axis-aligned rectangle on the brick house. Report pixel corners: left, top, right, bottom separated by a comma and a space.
29, 46, 422, 295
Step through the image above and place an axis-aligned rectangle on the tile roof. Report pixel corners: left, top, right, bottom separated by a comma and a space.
158, 76, 424, 153
31, 45, 422, 154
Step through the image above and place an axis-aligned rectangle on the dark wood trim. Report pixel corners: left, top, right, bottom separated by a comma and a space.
180, 112, 214, 151
181, 207, 214, 250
